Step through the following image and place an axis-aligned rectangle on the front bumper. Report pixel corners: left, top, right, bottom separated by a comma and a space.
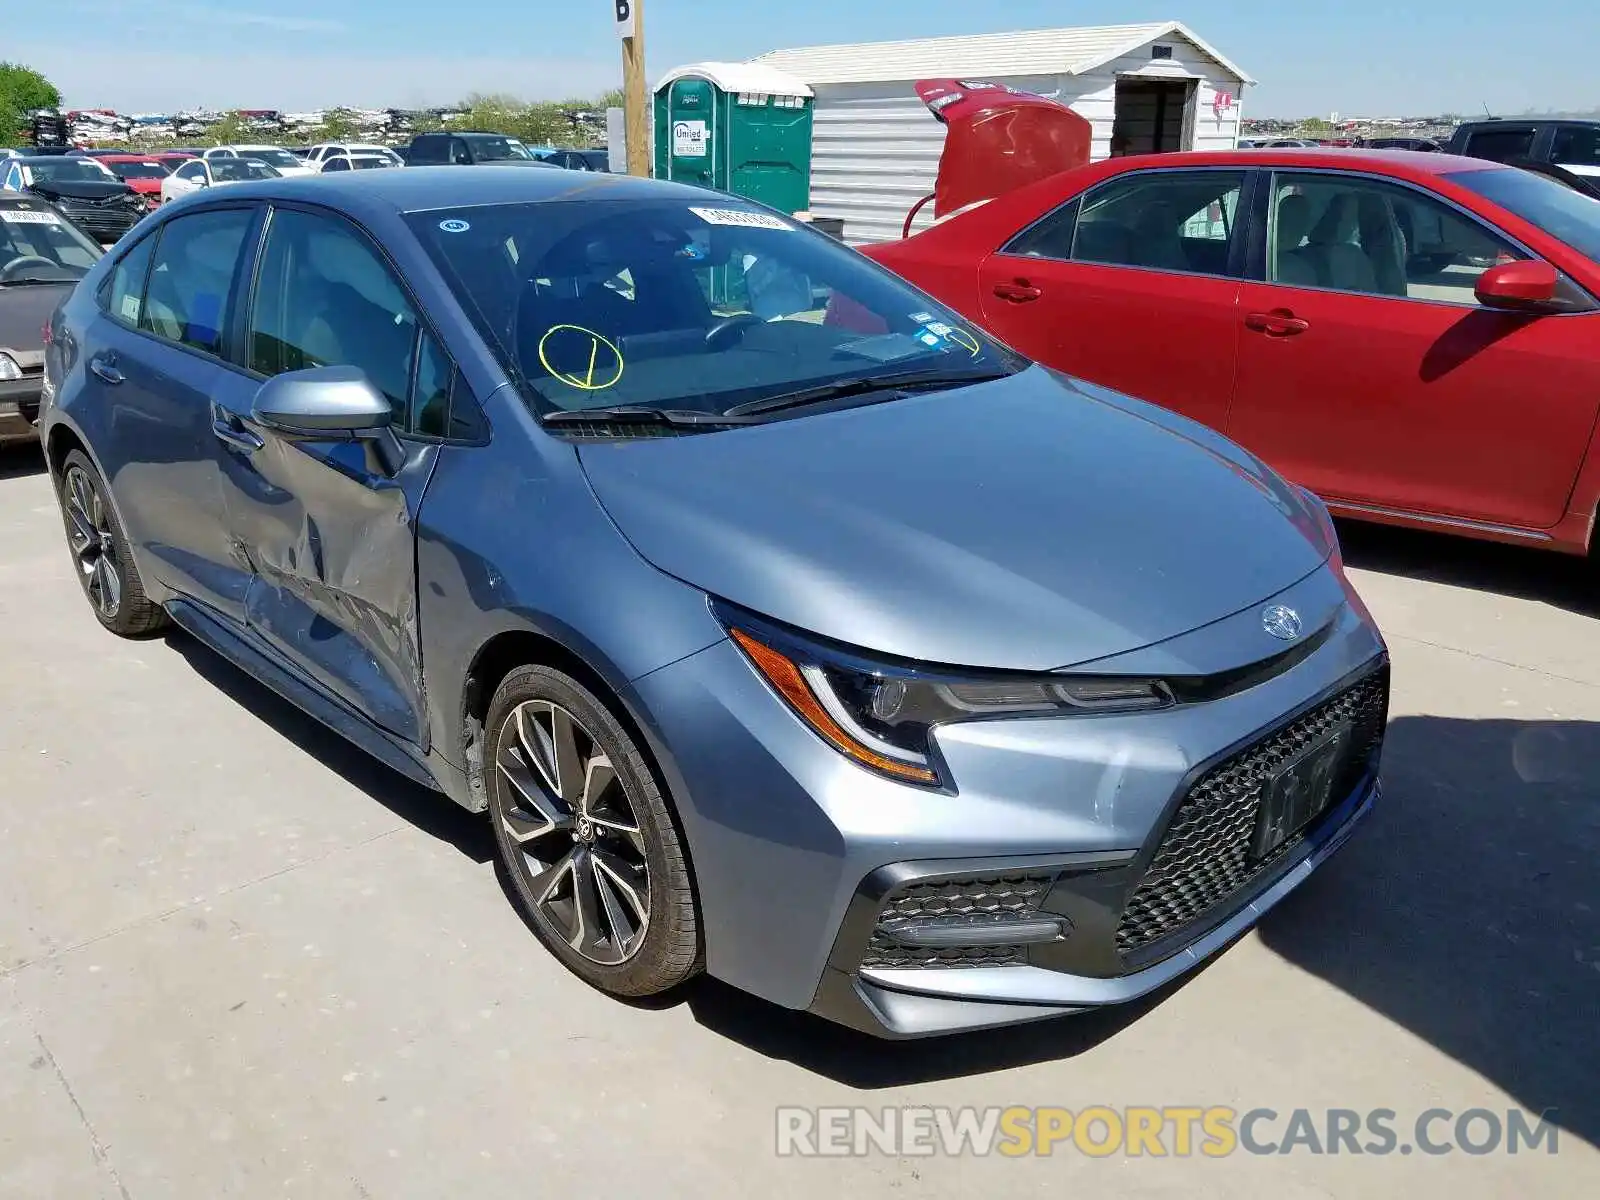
0, 376, 42, 442
628, 562, 1388, 1037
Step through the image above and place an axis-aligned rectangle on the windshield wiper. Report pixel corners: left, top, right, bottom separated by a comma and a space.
541, 405, 757, 428
724, 366, 1015, 418
0, 276, 71, 287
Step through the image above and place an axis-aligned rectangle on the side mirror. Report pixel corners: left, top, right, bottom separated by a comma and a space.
253, 365, 393, 436
1474, 260, 1563, 312
252, 366, 403, 474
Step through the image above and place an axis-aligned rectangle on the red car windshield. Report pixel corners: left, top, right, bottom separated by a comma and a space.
1449, 167, 1600, 263
108, 161, 170, 180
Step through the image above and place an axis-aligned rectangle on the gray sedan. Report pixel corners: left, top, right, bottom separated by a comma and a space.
38, 166, 1388, 1037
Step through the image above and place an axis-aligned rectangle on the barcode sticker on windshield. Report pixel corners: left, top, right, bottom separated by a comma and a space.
688, 206, 794, 231
0, 209, 61, 225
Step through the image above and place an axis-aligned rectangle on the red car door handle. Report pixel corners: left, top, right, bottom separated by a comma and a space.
993, 281, 1043, 303
1245, 310, 1311, 336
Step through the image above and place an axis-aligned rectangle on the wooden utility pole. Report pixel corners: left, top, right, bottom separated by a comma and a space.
617, 0, 649, 176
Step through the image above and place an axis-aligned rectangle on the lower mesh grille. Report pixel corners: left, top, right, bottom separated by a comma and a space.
1115, 667, 1389, 956
860, 873, 1053, 970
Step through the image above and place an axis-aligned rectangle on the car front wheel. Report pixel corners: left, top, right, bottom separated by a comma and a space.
486, 665, 702, 998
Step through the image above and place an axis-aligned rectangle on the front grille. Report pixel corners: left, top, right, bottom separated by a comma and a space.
1115, 667, 1389, 956
55, 200, 141, 239
860, 872, 1053, 969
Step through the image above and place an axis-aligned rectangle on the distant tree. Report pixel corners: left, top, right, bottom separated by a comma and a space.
597, 87, 626, 110
0, 61, 62, 142
1301, 117, 1332, 133
320, 110, 360, 142
204, 112, 248, 146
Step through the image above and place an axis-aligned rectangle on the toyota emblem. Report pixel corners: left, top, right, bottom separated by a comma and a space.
1262, 604, 1303, 641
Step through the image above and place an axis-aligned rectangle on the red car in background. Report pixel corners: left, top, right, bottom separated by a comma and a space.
866, 148, 1600, 555
94, 153, 184, 210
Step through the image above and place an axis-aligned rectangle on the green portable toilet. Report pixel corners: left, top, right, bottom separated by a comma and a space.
653, 62, 816, 215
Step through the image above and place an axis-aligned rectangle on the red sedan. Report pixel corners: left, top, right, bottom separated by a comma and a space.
865, 149, 1600, 554
94, 153, 184, 209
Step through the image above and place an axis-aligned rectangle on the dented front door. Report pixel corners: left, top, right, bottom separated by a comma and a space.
214, 409, 437, 746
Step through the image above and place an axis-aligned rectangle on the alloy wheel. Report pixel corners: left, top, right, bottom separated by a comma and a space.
496, 700, 651, 965
63, 465, 122, 620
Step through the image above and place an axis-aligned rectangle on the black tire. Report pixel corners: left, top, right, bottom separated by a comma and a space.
57, 449, 169, 638
486, 665, 701, 998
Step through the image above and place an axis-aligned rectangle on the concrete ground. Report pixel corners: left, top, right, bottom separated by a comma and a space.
0, 441, 1595, 1198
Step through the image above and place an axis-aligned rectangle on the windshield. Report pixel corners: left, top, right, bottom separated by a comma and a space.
29, 159, 114, 182
1447, 167, 1600, 262
405, 198, 1025, 419
0, 202, 103, 279
108, 160, 170, 180
471, 137, 532, 161
238, 148, 300, 168
212, 159, 278, 182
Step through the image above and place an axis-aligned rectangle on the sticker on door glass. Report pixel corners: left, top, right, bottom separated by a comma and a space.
538, 325, 625, 391
672, 120, 708, 157
688, 206, 793, 231
0, 208, 60, 224
438, 218, 471, 233
120, 294, 141, 322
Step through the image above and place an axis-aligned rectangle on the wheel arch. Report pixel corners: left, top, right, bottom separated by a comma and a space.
459, 628, 705, 903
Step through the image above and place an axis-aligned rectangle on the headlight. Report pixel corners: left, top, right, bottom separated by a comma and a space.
719, 603, 1174, 788
0, 353, 21, 381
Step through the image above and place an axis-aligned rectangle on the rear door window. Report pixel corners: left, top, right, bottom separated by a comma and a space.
99, 233, 158, 327
1463, 127, 1538, 162
139, 207, 256, 355
1006, 170, 1248, 278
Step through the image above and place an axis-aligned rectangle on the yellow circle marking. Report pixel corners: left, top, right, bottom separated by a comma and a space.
537, 324, 625, 391
946, 327, 982, 358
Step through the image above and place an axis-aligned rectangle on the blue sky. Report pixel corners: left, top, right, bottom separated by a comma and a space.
5, 0, 1596, 117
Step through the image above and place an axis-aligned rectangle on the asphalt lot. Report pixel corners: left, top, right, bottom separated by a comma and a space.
0, 440, 1595, 1198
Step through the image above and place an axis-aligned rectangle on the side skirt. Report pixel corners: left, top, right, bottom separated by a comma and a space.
165, 597, 443, 794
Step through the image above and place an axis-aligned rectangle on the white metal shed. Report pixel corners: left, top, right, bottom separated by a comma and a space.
750, 21, 1254, 245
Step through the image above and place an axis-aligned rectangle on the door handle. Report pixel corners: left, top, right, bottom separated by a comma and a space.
993, 281, 1043, 303
1245, 310, 1311, 336
89, 355, 123, 385
212, 417, 265, 453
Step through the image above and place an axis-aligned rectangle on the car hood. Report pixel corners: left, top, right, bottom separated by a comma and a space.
26, 179, 133, 201
577, 368, 1333, 671
0, 280, 75, 355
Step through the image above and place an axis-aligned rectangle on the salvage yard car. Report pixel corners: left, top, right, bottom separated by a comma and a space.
2, 155, 146, 244
160, 156, 280, 204
0, 193, 101, 443
38, 167, 1387, 1038
403, 131, 559, 167
868, 147, 1600, 555
204, 144, 316, 178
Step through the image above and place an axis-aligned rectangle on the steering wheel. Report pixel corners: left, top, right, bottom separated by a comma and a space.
704, 313, 764, 349
0, 255, 58, 283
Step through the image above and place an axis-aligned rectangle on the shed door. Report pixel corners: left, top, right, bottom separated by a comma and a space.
666, 78, 717, 188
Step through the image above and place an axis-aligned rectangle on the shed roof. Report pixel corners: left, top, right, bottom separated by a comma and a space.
654, 62, 815, 99
751, 21, 1254, 88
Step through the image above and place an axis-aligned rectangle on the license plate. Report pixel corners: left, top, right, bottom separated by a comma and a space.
1252, 723, 1351, 859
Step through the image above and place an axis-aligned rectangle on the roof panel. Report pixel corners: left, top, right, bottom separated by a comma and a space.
751, 21, 1252, 86
655, 62, 815, 98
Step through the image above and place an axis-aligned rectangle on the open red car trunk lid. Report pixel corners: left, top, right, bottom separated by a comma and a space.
915, 79, 1093, 220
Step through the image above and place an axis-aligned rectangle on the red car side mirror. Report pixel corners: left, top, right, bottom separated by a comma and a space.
1474, 260, 1561, 312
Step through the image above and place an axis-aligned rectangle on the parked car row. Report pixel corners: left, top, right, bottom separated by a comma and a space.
16, 115, 1599, 1043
